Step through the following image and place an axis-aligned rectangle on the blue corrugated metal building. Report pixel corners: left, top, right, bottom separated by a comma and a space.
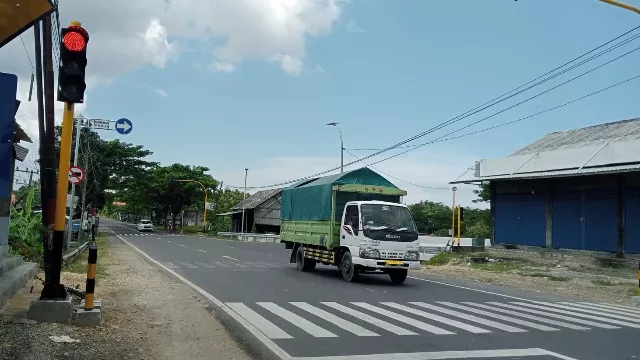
453, 118, 640, 256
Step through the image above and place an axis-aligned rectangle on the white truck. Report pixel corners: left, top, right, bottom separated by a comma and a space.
279, 168, 421, 283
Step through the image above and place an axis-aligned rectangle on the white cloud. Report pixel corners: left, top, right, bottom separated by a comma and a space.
212, 149, 485, 208
313, 64, 327, 73
2, 0, 345, 149
346, 19, 365, 33
210, 61, 236, 73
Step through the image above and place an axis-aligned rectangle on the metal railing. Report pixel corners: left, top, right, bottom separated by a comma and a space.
216, 232, 280, 243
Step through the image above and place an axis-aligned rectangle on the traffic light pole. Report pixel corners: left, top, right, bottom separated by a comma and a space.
44, 102, 75, 299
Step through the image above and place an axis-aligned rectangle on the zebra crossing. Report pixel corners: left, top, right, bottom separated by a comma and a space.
162, 260, 285, 270
225, 300, 640, 340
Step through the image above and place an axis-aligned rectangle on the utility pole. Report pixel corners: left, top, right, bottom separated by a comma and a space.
40, 14, 63, 299
78, 137, 90, 243
65, 116, 83, 249
241, 169, 248, 233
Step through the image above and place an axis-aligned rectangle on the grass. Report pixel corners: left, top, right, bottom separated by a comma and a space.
63, 234, 109, 276
591, 278, 617, 286
424, 252, 459, 266
470, 260, 521, 272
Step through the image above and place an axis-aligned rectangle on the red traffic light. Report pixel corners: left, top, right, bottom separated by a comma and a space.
62, 26, 88, 52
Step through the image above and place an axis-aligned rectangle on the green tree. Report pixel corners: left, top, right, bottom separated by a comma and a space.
52, 125, 156, 213
472, 182, 491, 203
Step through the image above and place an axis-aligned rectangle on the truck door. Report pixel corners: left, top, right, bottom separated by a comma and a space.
341, 204, 360, 246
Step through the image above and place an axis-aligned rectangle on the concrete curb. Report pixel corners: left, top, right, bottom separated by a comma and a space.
107, 231, 290, 360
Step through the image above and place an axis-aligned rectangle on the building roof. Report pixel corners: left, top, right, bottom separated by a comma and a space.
513, 117, 640, 155
452, 117, 640, 184
14, 121, 32, 143
232, 188, 282, 211
14, 143, 28, 162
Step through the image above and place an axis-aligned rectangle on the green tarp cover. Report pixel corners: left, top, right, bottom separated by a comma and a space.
280, 167, 401, 221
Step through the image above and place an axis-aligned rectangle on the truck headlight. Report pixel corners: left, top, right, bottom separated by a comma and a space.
404, 251, 420, 261
359, 247, 380, 259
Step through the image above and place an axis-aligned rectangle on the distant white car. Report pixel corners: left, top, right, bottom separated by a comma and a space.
137, 219, 154, 232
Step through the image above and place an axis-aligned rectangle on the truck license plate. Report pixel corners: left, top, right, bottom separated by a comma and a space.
385, 260, 403, 265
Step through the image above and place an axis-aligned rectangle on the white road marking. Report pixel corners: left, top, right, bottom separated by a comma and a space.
409, 302, 526, 333
487, 302, 619, 329
435, 302, 559, 331
512, 302, 640, 328
407, 276, 531, 302
290, 302, 380, 337
227, 303, 293, 339
559, 302, 640, 318
223, 255, 239, 261
576, 301, 640, 315
351, 302, 454, 335
321, 302, 418, 336
164, 262, 179, 269
195, 262, 216, 268
379, 302, 491, 333
533, 301, 640, 323
258, 302, 337, 338
291, 348, 578, 360
108, 229, 293, 360
461, 302, 588, 330
197, 249, 207, 253
179, 244, 185, 247
179, 262, 198, 269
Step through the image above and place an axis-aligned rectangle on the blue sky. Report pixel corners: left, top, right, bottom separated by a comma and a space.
7, 0, 640, 206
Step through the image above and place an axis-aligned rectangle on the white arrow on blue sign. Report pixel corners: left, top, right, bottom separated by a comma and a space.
115, 118, 133, 135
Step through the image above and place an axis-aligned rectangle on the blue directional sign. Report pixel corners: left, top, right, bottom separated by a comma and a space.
115, 118, 132, 135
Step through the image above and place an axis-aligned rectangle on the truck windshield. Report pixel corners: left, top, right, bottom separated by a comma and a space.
361, 204, 417, 233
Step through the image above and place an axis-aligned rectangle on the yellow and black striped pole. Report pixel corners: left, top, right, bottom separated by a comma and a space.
84, 245, 98, 310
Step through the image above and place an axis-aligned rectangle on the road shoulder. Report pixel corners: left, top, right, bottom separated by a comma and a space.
1, 233, 251, 360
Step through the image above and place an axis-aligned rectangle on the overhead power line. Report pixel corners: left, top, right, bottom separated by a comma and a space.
343, 148, 450, 190
356, 71, 640, 169
342, 72, 640, 186
227, 26, 640, 190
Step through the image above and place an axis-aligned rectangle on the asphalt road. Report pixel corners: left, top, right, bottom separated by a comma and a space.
102, 220, 640, 360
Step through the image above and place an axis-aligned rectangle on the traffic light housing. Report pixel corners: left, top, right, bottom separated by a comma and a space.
57, 22, 89, 103
459, 206, 465, 221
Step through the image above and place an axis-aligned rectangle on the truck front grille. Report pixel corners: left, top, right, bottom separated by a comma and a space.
379, 251, 404, 259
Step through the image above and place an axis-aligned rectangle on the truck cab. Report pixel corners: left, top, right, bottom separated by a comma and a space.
338, 200, 420, 283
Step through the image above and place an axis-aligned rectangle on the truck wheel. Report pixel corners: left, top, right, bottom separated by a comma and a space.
389, 269, 408, 284
340, 252, 358, 282
296, 246, 316, 271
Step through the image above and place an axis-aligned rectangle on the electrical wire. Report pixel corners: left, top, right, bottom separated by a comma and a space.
19, 34, 36, 76
350, 73, 640, 152
343, 148, 450, 190
228, 42, 640, 190
360, 66, 640, 169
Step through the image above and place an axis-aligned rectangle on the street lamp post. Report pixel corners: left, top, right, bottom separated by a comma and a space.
327, 122, 344, 173
241, 168, 248, 233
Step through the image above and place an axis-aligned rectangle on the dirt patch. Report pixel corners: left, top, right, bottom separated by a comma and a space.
1, 235, 251, 360
420, 252, 638, 305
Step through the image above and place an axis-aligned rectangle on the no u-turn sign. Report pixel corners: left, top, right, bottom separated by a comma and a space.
68, 165, 85, 185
